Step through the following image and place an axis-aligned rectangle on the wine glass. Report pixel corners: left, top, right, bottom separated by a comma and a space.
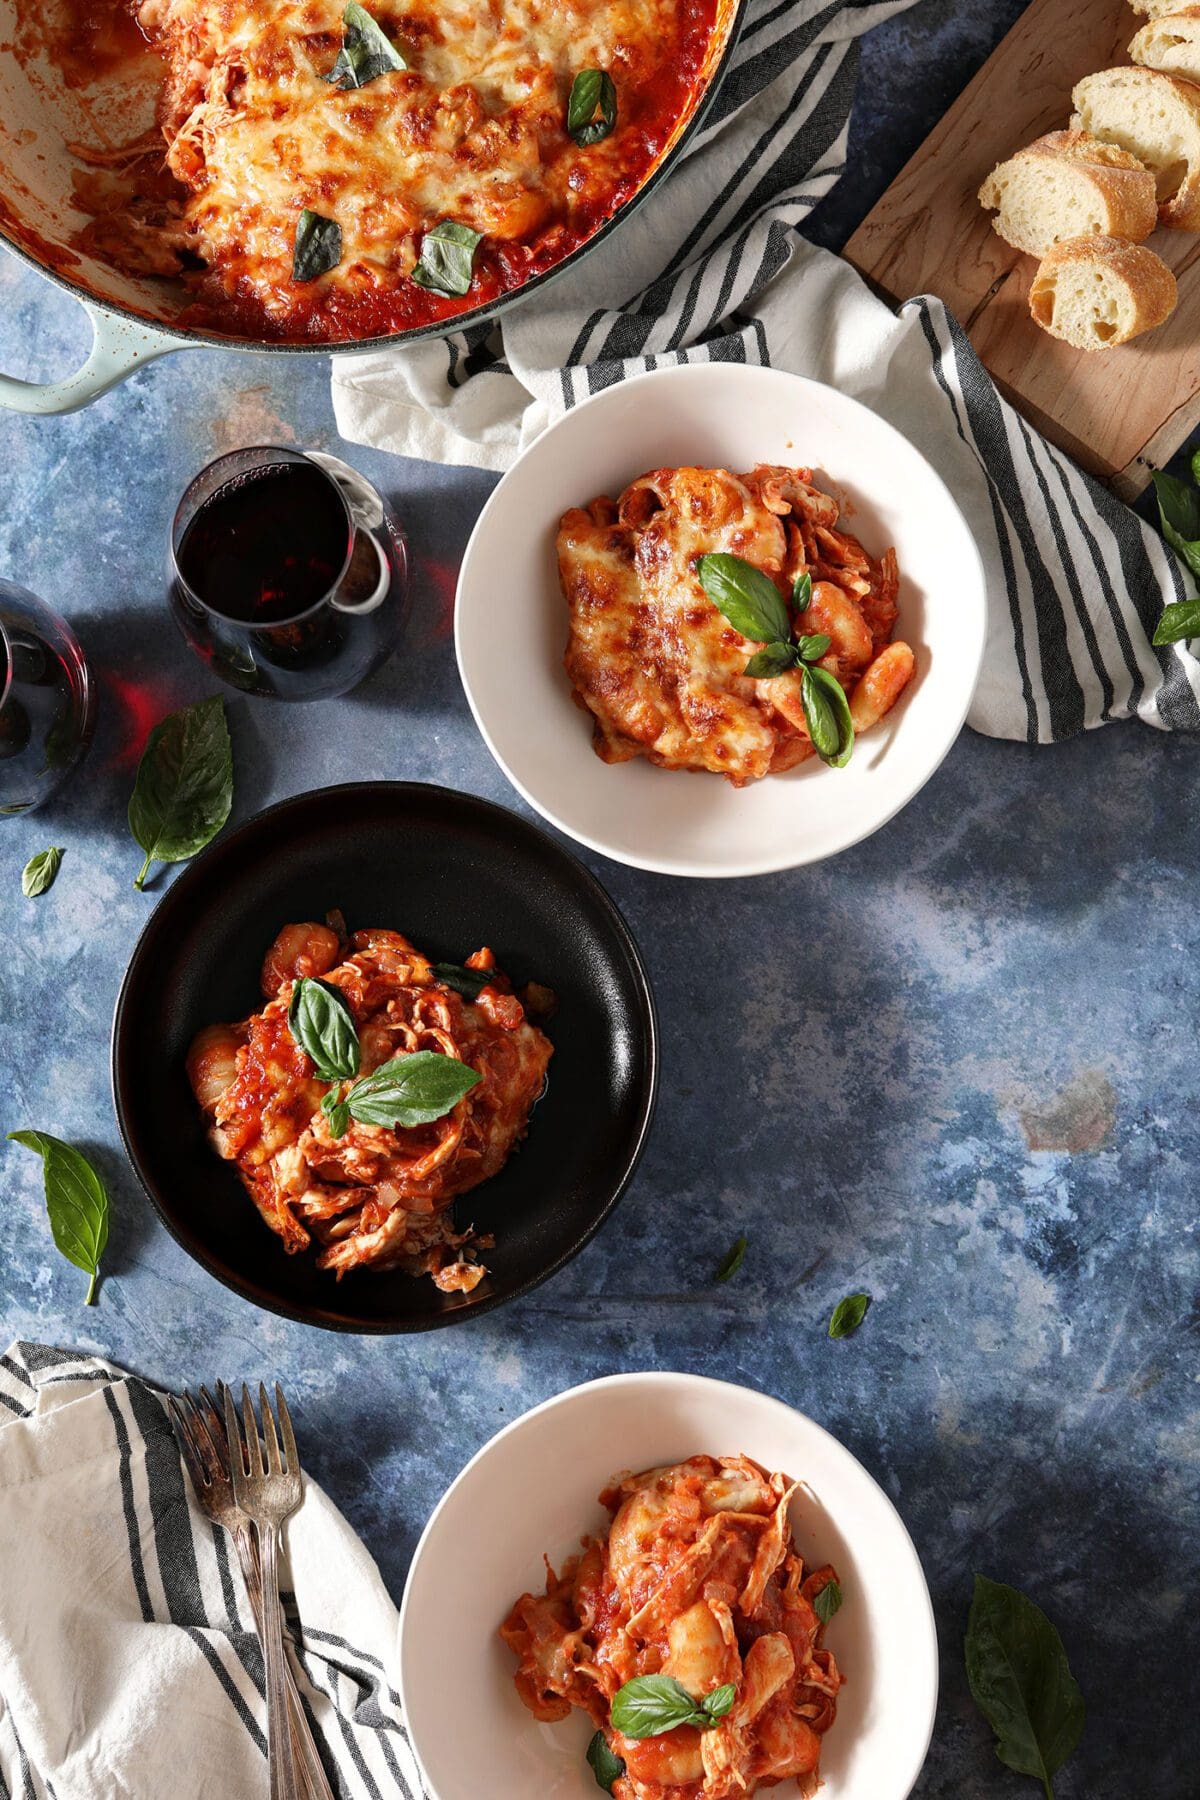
0, 579, 96, 816
167, 446, 408, 701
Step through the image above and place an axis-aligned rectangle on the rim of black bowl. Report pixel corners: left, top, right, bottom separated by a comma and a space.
110, 781, 659, 1333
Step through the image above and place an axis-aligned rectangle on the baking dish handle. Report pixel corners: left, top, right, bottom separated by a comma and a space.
0, 302, 192, 415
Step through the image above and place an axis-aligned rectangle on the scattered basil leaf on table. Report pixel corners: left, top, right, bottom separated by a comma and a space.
7, 1130, 109, 1305
341, 1049, 480, 1130
965, 1575, 1084, 1800
714, 1233, 747, 1283
586, 1730, 625, 1793
567, 69, 617, 146
128, 695, 233, 891
21, 846, 63, 897
434, 961, 492, 999
292, 209, 343, 283
288, 977, 360, 1081
323, 0, 406, 87
792, 570, 813, 612
610, 1674, 735, 1738
828, 1291, 870, 1338
697, 552, 791, 645
801, 664, 854, 769
411, 221, 482, 296
813, 1578, 842, 1624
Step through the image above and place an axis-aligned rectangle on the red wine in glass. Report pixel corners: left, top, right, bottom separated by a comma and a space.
168, 448, 407, 701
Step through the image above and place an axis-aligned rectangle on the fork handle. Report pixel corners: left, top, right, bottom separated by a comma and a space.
235, 1525, 335, 1800
257, 1519, 303, 1800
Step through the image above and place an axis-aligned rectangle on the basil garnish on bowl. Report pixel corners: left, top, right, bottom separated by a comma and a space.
289, 978, 360, 1082
696, 554, 854, 767
610, 1675, 735, 1739
324, 0, 406, 88
345, 1050, 480, 1128
285, 978, 480, 1137
813, 1577, 842, 1624
411, 221, 482, 296
7, 1130, 109, 1305
434, 961, 492, 999
586, 1731, 625, 1793
129, 695, 233, 891
568, 69, 617, 146
293, 209, 343, 283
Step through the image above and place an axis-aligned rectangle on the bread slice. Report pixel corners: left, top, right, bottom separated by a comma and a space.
1131, 8, 1200, 83
1071, 66, 1200, 227
1129, 0, 1192, 16
978, 130, 1157, 254
1029, 235, 1177, 348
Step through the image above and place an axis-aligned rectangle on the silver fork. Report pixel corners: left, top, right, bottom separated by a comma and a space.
167, 1388, 334, 1800
223, 1383, 306, 1800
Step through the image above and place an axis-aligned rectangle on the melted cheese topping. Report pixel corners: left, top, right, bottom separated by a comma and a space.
135, 0, 719, 337
558, 464, 910, 787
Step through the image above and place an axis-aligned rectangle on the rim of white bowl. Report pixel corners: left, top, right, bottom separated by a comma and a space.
454, 363, 988, 879
398, 1369, 940, 1800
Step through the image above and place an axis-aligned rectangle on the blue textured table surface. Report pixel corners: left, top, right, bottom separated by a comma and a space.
0, 3, 1194, 1795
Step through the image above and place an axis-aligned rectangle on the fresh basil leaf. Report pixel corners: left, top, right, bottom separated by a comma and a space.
128, 695, 233, 891
714, 1233, 747, 1283
802, 665, 854, 769
1152, 469, 1200, 542
795, 632, 831, 663
293, 209, 342, 283
321, 1089, 351, 1138
743, 642, 798, 680
347, 1049, 481, 1129
1153, 597, 1200, 645
965, 1575, 1084, 1797
411, 220, 482, 296
323, 0, 406, 88
610, 1675, 706, 1739
702, 1684, 736, 1722
567, 69, 617, 146
1151, 470, 1200, 583
434, 961, 492, 1000
697, 554, 791, 645
813, 1578, 842, 1624
22, 846, 63, 897
828, 1291, 870, 1338
586, 1731, 625, 1793
792, 570, 812, 613
8, 1130, 109, 1305
288, 978, 360, 1081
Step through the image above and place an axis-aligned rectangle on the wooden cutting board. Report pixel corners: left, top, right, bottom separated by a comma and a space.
842, 0, 1200, 500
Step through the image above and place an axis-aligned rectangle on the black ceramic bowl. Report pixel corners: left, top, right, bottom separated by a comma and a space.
111, 782, 658, 1332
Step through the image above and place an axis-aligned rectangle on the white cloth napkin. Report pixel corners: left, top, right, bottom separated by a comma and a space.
0, 1343, 422, 1800
331, 0, 1200, 743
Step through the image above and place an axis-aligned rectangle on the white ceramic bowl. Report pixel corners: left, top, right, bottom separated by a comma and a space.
455, 363, 987, 878
399, 1372, 938, 1800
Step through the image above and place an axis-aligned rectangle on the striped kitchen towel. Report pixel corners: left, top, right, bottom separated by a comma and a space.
330, 0, 1200, 743
0, 1343, 423, 1800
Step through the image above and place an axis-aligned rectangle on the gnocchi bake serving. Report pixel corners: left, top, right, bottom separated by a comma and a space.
502, 1455, 842, 1798
186, 913, 552, 1291
557, 463, 914, 785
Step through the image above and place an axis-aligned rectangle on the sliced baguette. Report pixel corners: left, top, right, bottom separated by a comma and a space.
1128, 0, 1192, 15
1071, 65, 1200, 226
1029, 235, 1177, 348
1130, 7, 1200, 82
978, 130, 1157, 254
